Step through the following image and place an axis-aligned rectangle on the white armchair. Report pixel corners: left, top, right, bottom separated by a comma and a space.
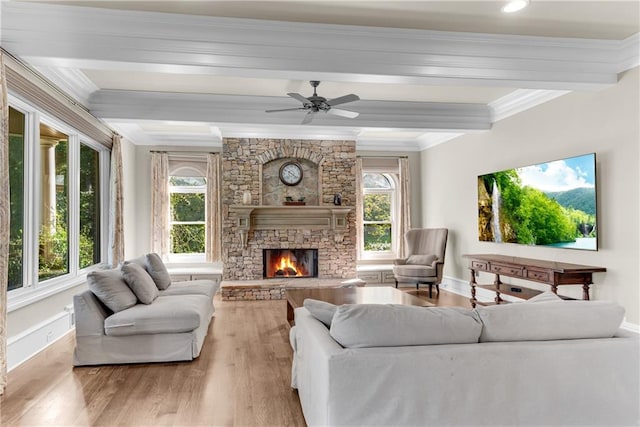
393, 228, 448, 298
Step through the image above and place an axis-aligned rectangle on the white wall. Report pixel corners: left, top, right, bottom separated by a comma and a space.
421, 67, 640, 325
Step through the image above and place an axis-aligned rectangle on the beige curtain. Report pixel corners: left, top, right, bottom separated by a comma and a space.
398, 157, 412, 258
150, 152, 170, 260
205, 153, 222, 262
355, 157, 364, 260
0, 51, 9, 395
109, 134, 124, 267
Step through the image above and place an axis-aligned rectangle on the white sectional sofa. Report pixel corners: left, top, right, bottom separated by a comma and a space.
73, 253, 220, 366
290, 297, 639, 426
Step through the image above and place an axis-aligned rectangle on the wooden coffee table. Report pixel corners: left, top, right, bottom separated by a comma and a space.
285, 286, 434, 326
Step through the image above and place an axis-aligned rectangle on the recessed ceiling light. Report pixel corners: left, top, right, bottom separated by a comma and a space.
502, 0, 530, 13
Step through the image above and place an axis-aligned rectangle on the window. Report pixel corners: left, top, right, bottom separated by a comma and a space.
361, 171, 401, 259
79, 143, 101, 269
8, 106, 25, 291
7, 95, 109, 305
169, 176, 206, 257
38, 124, 70, 281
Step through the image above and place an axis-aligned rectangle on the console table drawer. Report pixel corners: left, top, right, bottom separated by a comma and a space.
471, 261, 489, 271
490, 263, 524, 277
527, 269, 550, 282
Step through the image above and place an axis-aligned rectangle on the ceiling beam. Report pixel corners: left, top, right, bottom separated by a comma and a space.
89, 90, 491, 131
3, 2, 634, 91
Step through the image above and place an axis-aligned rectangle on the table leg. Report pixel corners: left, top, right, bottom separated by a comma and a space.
469, 269, 477, 308
287, 300, 294, 326
582, 283, 591, 300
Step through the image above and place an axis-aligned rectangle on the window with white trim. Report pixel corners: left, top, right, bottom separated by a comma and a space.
361, 172, 399, 259
7, 96, 109, 300
169, 173, 206, 261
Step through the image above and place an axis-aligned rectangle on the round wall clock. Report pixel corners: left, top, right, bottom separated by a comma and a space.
279, 161, 303, 186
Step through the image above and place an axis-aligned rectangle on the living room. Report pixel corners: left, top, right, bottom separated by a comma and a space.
1, 1, 639, 425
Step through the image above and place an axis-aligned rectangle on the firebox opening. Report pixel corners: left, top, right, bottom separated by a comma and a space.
263, 249, 318, 279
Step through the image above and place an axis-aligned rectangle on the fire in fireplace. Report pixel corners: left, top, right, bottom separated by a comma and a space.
263, 249, 318, 279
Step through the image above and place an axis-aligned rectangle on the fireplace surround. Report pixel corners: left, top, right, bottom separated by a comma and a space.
263, 249, 318, 279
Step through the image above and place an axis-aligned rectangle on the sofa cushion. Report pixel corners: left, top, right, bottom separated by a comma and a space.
87, 269, 138, 313
406, 254, 437, 265
159, 279, 219, 300
303, 299, 337, 327
121, 262, 159, 304
145, 253, 172, 290
476, 300, 625, 342
104, 294, 210, 336
330, 304, 482, 348
393, 264, 436, 277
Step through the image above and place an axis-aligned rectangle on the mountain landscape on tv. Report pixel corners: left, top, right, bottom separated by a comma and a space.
478, 153, 597, 251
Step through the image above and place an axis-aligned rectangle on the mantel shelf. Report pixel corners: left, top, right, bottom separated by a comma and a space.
229, 205, 354, 247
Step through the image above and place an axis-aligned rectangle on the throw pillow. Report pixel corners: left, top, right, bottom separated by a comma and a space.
406, 254, 437, 265
527, 291, 562, 303
87, 269, 138, 313
145, 253, 172, 290
330, 304, 482, 348
121, 262, 159, 304
303, 299, 337, 327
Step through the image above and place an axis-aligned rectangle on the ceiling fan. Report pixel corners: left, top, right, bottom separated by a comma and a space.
266, 81, 360, 124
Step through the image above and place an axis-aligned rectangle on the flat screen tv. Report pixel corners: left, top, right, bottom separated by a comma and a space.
478, 153, 597, 251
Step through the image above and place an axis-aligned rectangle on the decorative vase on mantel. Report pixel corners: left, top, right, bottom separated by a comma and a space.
242, 190, 252, 205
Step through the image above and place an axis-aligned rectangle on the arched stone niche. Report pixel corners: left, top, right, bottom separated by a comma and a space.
262, 157, 320, 205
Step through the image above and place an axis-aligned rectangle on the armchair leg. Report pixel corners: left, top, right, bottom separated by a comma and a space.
428, 284, 433, 298
436, 284, 440, 295
395, 280, 398, 288
416, 282, 419, 290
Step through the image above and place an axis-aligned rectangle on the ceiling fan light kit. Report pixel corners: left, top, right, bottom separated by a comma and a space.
266, 81, 360, 124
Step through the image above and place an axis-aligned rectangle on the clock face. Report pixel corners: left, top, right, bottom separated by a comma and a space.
279, 162, 303, 186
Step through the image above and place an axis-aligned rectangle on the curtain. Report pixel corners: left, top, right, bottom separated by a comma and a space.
205, 153, 222, 262
150, 152, 170, 260
0, 51, 9, 395
398, 157, 412, 258
355, 157, 364, 261
109, 134, 124, 267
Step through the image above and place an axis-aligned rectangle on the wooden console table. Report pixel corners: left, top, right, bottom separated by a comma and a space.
463, 254, 606, 307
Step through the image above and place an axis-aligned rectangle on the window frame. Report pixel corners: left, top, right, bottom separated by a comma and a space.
7, 94, 110, 312
361, 172, 400, 260
168, 171, 207, 263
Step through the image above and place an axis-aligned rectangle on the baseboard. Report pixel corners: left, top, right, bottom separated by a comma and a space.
7, 308, 75, 371
441, 276, 640, 332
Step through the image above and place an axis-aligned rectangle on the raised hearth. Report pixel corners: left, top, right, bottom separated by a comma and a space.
221, 277, 365, 301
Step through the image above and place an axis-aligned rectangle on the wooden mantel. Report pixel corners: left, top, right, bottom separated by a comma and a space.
229, 205, 354, 247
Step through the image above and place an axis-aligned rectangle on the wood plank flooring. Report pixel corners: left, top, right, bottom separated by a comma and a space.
0, 288, 468, 426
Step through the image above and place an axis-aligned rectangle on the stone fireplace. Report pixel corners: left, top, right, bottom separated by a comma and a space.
221, 138, 357, 282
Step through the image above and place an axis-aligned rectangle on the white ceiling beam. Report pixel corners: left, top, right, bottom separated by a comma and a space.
2, 2, 633, 91
89, 90, 491, 131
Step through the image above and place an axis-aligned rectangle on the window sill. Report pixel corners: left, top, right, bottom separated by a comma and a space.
7, 274, 89, 313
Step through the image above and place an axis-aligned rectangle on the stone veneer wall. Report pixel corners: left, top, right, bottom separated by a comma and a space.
222, 138, 357, 281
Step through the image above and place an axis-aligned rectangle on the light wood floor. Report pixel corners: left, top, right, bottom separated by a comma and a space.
0, 288, 468, 426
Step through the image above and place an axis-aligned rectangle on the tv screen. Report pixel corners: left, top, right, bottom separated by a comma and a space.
478, 153, 597, 251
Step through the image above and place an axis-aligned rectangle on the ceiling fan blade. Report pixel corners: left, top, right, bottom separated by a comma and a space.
301, 111, 315, 124
265, 107, 306, 113
327, 108, 359, 119
287, 92, 311, 104
326, 94, 360, 107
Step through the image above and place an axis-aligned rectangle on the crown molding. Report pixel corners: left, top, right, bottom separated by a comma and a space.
489, 89, 570, 122
33, 66, 97, 108
617, 33, 640, 71
2, 2, 631, 90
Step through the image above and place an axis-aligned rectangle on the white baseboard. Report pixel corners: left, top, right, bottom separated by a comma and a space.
7, 309, 75, 371
440, 276, 640, 333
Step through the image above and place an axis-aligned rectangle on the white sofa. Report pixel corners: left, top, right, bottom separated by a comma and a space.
73, 253, 220, 366
290, 298, 639, 426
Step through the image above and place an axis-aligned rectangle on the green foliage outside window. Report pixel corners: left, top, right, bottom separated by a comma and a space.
170, 191, 206, 254
363, 192, 392, 251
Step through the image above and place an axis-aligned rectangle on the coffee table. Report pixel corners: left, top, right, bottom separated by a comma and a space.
285, 286, 434, 326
